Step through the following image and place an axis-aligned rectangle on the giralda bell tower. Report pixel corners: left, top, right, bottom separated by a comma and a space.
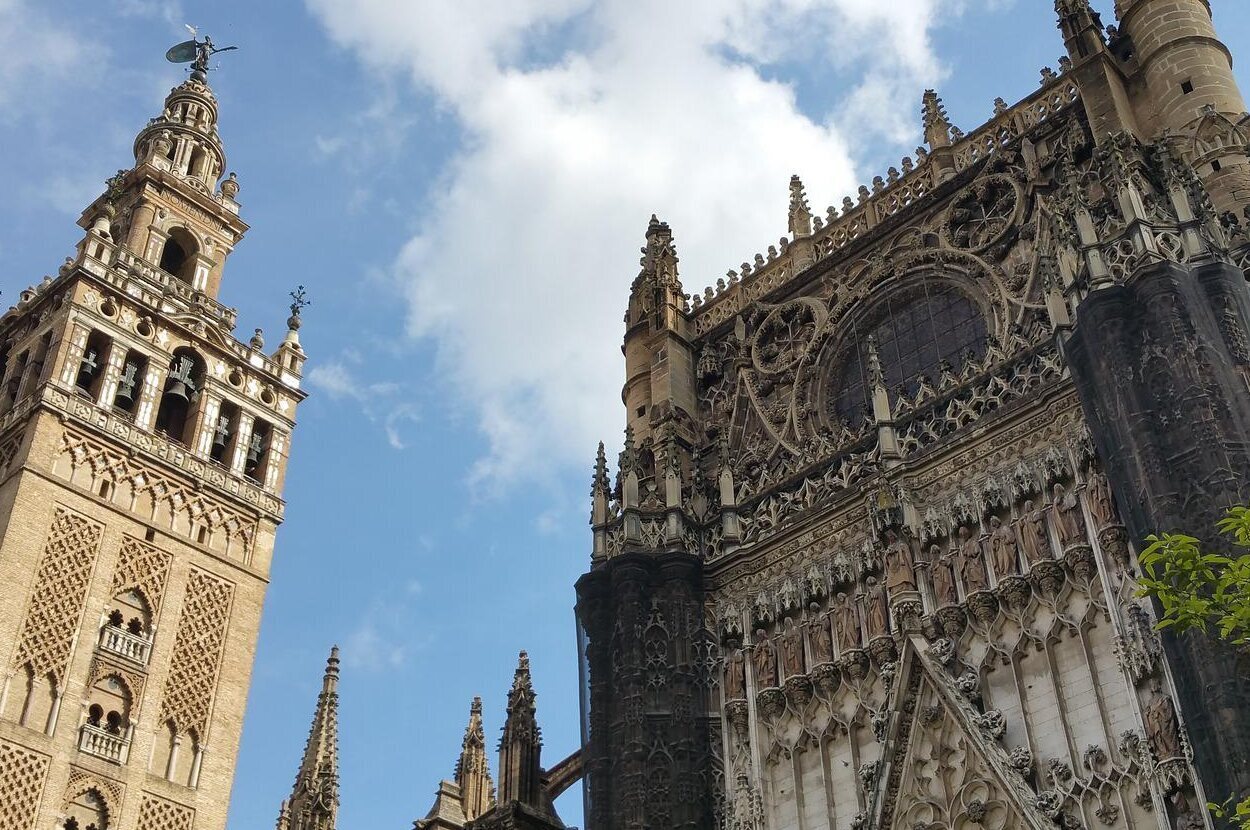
0, 50, 306, 830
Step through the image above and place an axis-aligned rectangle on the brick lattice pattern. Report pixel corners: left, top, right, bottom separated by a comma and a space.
159, 567, 234, 738
0, 739, 50, 830
111, 534, 174, 617
11, 507, 103, 686
137, 792, 195, 830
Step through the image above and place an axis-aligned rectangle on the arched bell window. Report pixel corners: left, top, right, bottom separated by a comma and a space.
76, 331, 111, 400
831, 282, 988, 422
155, 348, 204, 444
112, 351, 147, 415
245, 418, 272, 483
158, 227, 199, 283
211, 400, 240, 466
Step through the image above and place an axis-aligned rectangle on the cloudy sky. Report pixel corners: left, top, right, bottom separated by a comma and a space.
4, 0, 1250, 827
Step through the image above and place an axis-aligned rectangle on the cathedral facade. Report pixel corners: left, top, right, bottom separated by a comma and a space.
405, 2, 1250, 830
0, 63, 306, 830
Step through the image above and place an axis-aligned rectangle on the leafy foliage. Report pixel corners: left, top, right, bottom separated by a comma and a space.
1137, 506, 1250, 648
1136, 506, 1250, 829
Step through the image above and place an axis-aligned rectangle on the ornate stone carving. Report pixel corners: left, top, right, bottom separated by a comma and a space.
1052, 483, 1085, 550
1019, 499, 1052, 565
751, 629, 778, 690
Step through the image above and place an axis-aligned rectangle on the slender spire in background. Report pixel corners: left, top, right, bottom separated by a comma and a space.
496, 651, 544, 809
456, 696, 496, 821
281, 647, 340, 830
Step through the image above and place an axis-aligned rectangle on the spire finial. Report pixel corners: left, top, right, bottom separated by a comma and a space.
922, 89, 953, 148
454, 695, 496, 821
788, 174, 813, 238
497, 650, 545, 811
288, 285, 310, 332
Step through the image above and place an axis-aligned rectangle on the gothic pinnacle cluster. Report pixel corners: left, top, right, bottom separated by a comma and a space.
411, 651, 564, 830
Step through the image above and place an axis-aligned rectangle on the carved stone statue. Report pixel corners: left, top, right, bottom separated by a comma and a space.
806, 602, 834, 665
752, 629, 778, 689
1020, 500, 1052, 565
865, 577, 889, 638
833, 592, 861, 651
958, 525, 989, 593
882, 529, 916, 593
1087, 470, 1117, 529
930, 543, 959, 606
1052, 483, 1086, 548
780, 617, 805, 678
724, 648, 746, 701
989, 515, 1020, 577
1145, 680, 1183, 760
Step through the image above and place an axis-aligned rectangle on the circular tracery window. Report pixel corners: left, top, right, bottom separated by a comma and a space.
831, 284, 988, 422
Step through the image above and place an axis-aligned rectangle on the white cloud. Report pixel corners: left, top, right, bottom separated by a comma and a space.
308, 358, 420, 449
306, 0, 956, 491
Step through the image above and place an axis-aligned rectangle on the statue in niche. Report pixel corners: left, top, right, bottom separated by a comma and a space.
865, 577, 889, 638
724, 648, 746, 701
1087, 469, 1117, 529
780, 617, 805, 678
883, 528, 916, 593
1145, 679, 1183, 760
1020, 500, 1052, 564
1052, 483, 1086, 548
752, 629, 778, 689
958, 525, 990, 593
833, 592, 861, 651
930, 542, 960, 606
989, 515, 1020, 577
806, 602, 834, 665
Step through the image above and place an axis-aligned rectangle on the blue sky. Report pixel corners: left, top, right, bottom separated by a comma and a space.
3, 1, 1250, 828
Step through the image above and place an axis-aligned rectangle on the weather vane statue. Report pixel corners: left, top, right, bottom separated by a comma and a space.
165, 25, 238, 83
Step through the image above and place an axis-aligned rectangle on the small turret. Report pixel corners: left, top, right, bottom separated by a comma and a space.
1055, 0, 1106, 61
921, 90, 957, 182
621, 217, 697, 443
1112, 0, 1250, 210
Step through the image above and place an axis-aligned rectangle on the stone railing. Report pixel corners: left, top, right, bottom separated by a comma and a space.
690, 77, 1081, 337
79, 723, 130, 764
98, 624, 152, 665
96, 244, 238, 331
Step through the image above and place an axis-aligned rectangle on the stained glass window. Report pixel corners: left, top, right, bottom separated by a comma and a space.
832, 284, 988, 422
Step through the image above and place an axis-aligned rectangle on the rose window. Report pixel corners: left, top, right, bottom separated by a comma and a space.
831, 284, 988, 422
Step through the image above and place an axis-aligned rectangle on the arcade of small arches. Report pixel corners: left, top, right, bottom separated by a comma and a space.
0, 325, 278, 487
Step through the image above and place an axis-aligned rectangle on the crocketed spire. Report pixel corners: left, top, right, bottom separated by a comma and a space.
282, 647, 340, 830
496, 651, 543, 808
456, 697, 496, 821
